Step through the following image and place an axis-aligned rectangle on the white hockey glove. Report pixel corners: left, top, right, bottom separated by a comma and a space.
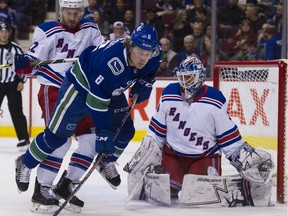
229, 142, 274, 184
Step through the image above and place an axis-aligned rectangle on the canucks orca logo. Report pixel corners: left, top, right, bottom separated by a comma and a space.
107, 57, 124, 75
66, 123, 76, 130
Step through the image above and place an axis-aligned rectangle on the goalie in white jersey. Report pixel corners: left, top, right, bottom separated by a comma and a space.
125, 57, 274, 207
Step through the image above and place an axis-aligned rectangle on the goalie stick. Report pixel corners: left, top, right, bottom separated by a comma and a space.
53, 94, 139, 216
0, 58, 78, 70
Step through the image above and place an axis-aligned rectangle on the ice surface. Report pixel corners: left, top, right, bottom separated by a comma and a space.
0, 137, 287, 216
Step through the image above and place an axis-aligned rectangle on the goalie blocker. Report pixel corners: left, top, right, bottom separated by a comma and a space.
125, 137, 274, 207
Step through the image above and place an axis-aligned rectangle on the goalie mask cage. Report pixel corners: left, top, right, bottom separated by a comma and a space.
213, 60, 287, 204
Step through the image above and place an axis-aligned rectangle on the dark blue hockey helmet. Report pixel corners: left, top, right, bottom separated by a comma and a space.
0, 22, 11, 31
176, 57, 206, 98
131, 23, 159, 51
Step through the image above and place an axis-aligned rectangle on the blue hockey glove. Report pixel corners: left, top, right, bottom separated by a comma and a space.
13, 54, 32, 75
129, 78, 154, 104
95, 130, 115, 157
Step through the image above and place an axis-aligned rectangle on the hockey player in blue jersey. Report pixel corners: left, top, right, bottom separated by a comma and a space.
14, 23, 162, 205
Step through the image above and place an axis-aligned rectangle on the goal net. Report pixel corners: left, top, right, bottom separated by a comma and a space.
213, 60, 287, 204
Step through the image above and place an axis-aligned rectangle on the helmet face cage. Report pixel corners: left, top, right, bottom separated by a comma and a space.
131, 23, 159, 54
176, 57, 206, 97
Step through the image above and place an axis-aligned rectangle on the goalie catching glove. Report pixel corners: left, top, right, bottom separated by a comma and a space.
229, 142, 274, 184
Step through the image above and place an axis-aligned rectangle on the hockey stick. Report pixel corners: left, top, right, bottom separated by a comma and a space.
0, 58, 78, 69
125, 166, 151, 204
53, 94, 139, 216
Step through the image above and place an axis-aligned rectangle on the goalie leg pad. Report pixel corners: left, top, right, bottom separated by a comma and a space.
144, 173, 171, 206
124, 136, 162, 174
180, 174, 272, 207
229, 142, 275, 184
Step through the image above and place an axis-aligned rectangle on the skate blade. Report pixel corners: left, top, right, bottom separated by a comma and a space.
58, 199, 82, 213
17, 145, 29, 152
31, 203, 58, 214
96, 168, 118, 190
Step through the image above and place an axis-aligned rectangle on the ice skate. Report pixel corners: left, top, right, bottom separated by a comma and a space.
54, 171, 84, 213
16, 139, 30, 152
31, 179, 59, 213
15, 154, 31, 192
96, 158, 121, 190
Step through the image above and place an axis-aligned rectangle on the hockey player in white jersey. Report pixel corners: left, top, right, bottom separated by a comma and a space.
12, 0, 105, 213
14, 23, 161, 212
125, 56, 274, 207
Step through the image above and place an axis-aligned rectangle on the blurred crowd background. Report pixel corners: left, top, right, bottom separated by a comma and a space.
0, 0, 285, 78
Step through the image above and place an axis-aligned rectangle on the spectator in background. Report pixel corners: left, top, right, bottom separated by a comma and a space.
226, 19, 257, 60
218, 0, 243, 28
194, 7, 209, 31
0, 0, 17, 41
186, 0, 207, 24
123, 9, 135, 35
156, 0, 182, 12
257, 22, 270, 60
201, 24, 227, 77
9, 0, 32, 40
83, 0, 101, 21
93, 10, 109, 41
167, 9, 192, 53
108, 0, 126, 27
142, 8, 165, 39
191, 22, 205, 55
157, 37, 178, 77
244, 4, 267, 35
271, 3, 283, 34
241, 39, 258, 61
109, 21, 128, 41
265, 24, 281, 60
0, 22, 30, 150
177, 35, 200, 66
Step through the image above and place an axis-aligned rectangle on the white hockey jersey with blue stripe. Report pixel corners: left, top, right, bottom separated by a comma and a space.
26, 19, 104, 88
147, 82, 243, 158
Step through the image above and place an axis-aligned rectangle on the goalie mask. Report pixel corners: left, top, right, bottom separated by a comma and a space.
176, 57, 206, 99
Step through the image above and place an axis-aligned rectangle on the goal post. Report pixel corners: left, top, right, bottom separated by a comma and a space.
213, 60, 287, 204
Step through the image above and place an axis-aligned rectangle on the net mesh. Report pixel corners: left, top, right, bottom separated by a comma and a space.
214, 61, 287, 203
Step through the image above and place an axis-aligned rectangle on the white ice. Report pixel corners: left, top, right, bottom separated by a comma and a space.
0, 137, 287, 216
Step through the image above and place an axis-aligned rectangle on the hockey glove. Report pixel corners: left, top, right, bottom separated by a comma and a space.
129, 78, 154, 104
229, 142, 274, 184
95, 130, 115, 158
13, 54, 32, 75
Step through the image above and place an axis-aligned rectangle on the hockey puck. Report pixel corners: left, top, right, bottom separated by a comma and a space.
154, 165, 163, 174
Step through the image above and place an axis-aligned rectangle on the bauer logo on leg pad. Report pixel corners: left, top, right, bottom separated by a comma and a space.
180, 174, 272, 207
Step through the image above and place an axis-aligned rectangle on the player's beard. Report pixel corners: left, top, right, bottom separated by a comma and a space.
63, 20, 78, 30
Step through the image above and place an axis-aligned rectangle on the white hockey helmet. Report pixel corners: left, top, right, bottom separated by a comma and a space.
59, 0, 84, 9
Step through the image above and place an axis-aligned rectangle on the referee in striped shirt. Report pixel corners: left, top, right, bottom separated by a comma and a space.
0, 22, 30, 150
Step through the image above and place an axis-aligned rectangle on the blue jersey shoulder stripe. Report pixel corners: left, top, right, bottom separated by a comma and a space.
162, 94, 182, 102
149, 117, 166, 138
197, 97, 223, 109
218, 135, 242, 148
